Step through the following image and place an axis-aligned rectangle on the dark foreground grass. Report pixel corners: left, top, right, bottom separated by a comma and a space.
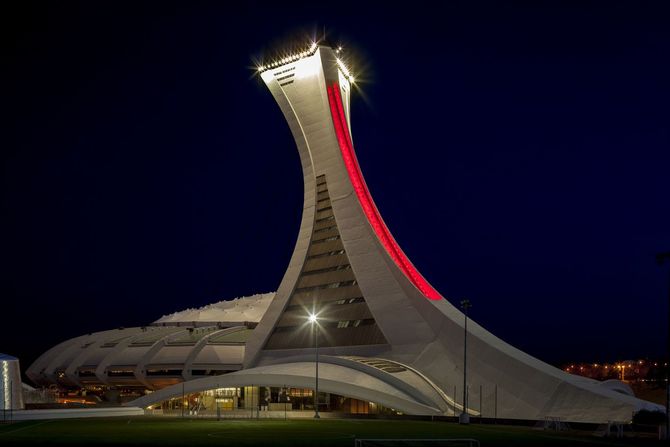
0, 417, 661, 446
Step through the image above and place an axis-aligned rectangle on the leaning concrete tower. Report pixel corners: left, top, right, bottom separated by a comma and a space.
127, 41, 662, 423
240, 42, 660, 423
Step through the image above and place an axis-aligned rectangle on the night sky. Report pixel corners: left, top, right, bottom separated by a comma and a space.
3, 1, 669, 374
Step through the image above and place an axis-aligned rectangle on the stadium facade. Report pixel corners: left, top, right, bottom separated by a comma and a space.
27, 43, 662, 423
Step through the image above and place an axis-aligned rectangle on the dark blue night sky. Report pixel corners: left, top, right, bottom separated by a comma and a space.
3, 1, 669, 371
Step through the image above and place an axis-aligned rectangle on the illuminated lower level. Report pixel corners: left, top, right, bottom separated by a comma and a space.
148, 386, 400, 418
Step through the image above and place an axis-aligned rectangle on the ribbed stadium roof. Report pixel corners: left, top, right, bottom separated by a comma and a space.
153, 292, 275, 324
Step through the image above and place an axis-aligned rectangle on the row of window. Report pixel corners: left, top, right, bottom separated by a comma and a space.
317, 205, 333, 213
102, 369, 229, 378
315, 215, 335, 224
301, 263, 350, 276
274, 66, 295, 76
333, 297, 365, 305
273, 318, 375, 334
283, 296, 364, 313
146, 369, 182, 376
294, 279, 357, 293
280, 80, 294, 87
306, 249, 345, 260
276, 73, 295, 82
107, 370, 135, 377
314, 224, 337, 234
312, 235, 340, 244
336, 319, 375, 329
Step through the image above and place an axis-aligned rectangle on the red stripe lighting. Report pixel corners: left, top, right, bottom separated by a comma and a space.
326, 82, 442, 301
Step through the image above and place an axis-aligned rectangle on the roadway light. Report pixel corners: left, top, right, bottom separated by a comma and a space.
309, 313, 320, 419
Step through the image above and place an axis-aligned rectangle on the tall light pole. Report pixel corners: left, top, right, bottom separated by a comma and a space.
460, 299, 471, 424
309, 313, 320, 419
656, 252, 670, 439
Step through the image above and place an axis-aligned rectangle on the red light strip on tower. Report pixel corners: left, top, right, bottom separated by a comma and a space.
327, 82, 442, 300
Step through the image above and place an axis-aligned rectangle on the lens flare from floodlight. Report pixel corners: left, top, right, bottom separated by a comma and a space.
256, 41, 320, 74
308, 313, 318, 323
335, 58, 353, 82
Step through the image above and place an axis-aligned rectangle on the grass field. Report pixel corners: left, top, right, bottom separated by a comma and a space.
0, 417, 662, 446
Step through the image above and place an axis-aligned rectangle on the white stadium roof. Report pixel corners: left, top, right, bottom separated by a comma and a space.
153, 292, 275, 325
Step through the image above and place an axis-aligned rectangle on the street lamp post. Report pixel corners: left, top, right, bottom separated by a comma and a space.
309, 313, 320, 419
460, 299, 471, 425
656, 252, 670, 439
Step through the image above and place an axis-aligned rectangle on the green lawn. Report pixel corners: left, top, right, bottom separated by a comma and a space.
0, 418, 661, 446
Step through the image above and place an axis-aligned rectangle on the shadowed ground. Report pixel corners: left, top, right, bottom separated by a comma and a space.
0, 418, 662, 446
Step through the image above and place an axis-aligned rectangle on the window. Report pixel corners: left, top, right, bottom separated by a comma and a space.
333, 297, 365, 305
146, 369, 182, 376
294, 280, 357, 293
312, 235, 340, 244
284, 296, 363, 312
301, 264, 351, 276
273, 66, 295, 76
314, 224, 337, 234
315, 215, 335, 224
107, 370, 134, 377
306, 249, 345, 260
335, 318, 375, 329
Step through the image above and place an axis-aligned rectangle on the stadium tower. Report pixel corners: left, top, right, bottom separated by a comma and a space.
33, 40, 661, 423
240, 41, 656, 422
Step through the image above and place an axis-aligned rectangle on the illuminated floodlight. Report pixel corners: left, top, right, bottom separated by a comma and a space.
308, 313, 318, 323
335, 58, 354, 82
257, 41, 321, 74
